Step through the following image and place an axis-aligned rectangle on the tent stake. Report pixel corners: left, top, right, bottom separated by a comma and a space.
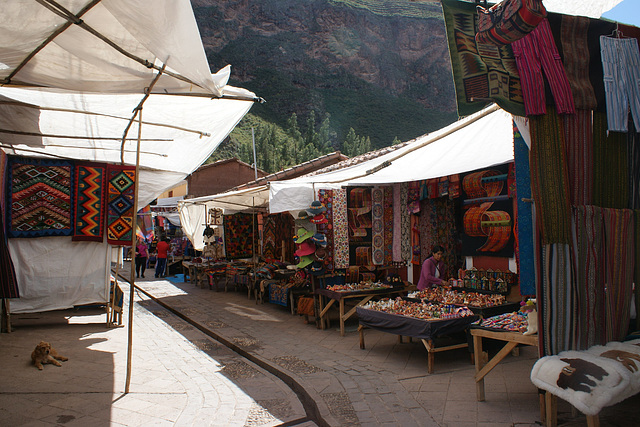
125, 107, 144, 394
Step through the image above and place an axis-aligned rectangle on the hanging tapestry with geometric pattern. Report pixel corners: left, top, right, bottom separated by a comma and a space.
7, 157, 73, 238
72, 162, 107, 242
106, 164, 136, 246
223, 213, 256, 260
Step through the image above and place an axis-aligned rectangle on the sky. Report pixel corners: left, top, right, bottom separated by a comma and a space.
600, 0, 640, 27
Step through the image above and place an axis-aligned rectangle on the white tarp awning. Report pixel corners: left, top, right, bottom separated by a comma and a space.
543, 0, 624, 19
1, 0, 257, 313
179, 185, 269, 251
269, 104, 515, 213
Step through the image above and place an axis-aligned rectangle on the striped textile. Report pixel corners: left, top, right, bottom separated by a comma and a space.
560, 15, 597, 109
332, 188, 349, 269
400, 182, 411, 262
603, 208, 634, 342
530, 107, 572, 244
563, 111, 594, 206
514, 124, 536, 296
392, 184, 402, 262
600, 36, 640, 132
72, 162, 106, 242
541, 243, 574, 355
371, 187, 384, 265
571, 205, 605, 350
511, 19, 575, 116
593, 112, 629, 209
628, 130, 640, 210
383, 186, 394, 265
0, 213, 19, 299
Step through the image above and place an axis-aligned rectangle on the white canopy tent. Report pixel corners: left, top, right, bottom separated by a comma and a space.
0, 0, 258, 314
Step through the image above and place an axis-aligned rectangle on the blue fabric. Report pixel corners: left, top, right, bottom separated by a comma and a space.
165, 274, 185, 283
514, 124, 536, 296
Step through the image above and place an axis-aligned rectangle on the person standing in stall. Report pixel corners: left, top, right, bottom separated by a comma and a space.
135, 237, 149, 278
155, 237, 171, 278
417, 245, 446, 290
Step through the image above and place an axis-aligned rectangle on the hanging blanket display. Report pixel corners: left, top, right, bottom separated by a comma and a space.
6, 157, 73, 238
72, 162, 107, 242
262, 214, 278, 261
419, 195, 459, 279
106, 164, 136, 246
0, 151, 19, 298
371, 187, 384, 265
383, 186, 394, 265
593, 112, 629, 210
223, 212, 256, 260
460, 163, 514, 257
332, 188, 349, 269
441, 0, 525, 117
514, 124, 535, 296
348, 187, 373, 267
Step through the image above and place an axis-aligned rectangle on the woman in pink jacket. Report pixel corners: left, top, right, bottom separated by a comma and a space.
417, 245, 446, 290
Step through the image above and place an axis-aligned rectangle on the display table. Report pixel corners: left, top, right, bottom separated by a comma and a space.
314, 286, 407, 336
470, 327, 539, 401
357, 306, 479, 373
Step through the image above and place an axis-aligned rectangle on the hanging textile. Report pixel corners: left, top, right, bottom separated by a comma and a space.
7, 157, 73, 238
262, 214, 278, 261
541, 243, 574, 355
411, 214, 420, 266
460, 164, 514, 257
559, 15, 597, 110
603, 208, 635, 342
593, 112, 629, 209
392, 184, 402, 262
563, 110, 594, 206
317, 189, 335, 271
629, 130, 640, 210
407, 181, 420, 214
348, 187, 372, 267
278, 213, 295, 263
400, 182, 411, 262
72, 162, 107, 242
441, 0, 525, 117
383, 186, 394, 265
0, 213, 19, 299
332, 188, 349, 269
530, 107, 571, 244
137, 205, 154, 242
371, 187, 384, 265
572, 205, 606, 350
418, 196, 458, 279
514, 125, 536, 296
636, 210, 640, 331
223, 213, 256, 260
106, 164, 136, 246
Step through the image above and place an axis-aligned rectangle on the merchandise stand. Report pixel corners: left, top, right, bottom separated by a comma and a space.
315, 286, 407, 336
470, 327, 539, 401
357, 306, 479, 373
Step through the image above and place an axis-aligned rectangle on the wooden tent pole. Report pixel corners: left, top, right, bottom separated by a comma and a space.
125, 108, 143, 394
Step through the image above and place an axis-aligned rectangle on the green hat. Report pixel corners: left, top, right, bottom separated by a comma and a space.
294, 227, 314, 244
296, 255, 314, 269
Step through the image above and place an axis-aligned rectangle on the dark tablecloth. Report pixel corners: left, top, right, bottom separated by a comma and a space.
315, 286, 404, 300
356, 307, 479, 340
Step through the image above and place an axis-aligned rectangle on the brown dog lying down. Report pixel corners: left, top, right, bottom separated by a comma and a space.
31, 341, 68, 370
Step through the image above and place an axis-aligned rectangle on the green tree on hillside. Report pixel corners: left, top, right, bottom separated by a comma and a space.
342, 127, 371, 157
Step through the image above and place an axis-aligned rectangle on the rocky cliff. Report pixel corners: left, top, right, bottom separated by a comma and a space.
192, 0, 457, 148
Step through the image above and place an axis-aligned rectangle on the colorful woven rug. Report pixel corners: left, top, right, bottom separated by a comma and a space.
441, 0, 525, 117
73, 162, 106, 242
223, 213, 256, 260
383, 186, 394, 265
262, 214, 277, 261
7, 157, 73, 238
418, 196, 458, 278
0, 213, 19, 298
106, 164, 136, 246
572, 205, 605, 350
514, 125, 536, 297
400, 182, 411, 261
460, 164, 514, 257
332, 188, 349, 269
392, 184, 402, 262
371, 187, 384, 265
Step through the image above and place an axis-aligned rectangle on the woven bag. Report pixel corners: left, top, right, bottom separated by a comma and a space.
475, 0, 547, 46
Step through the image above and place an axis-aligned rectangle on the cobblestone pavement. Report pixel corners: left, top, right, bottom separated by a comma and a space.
2, 267, 639, 426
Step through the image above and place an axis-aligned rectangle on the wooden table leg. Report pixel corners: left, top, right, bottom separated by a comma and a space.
421, 339, 435, 374
473, 334, 485, 401
339, 298, 345, 336
545, 392, 557, 427
358, 325, 365, 349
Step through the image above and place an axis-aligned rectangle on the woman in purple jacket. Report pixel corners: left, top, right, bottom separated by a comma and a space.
417, 245, 446, 290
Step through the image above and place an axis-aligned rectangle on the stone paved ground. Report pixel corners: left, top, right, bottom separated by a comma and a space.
2, 268, 639, 426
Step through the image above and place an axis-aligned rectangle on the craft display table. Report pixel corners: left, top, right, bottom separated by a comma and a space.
181, 261, 209, 288
357, 306, 479, 373
314, 286, 407, 336
470, 327, 539, 401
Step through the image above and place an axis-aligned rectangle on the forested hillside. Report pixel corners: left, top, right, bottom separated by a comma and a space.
192, 0, 458, 172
